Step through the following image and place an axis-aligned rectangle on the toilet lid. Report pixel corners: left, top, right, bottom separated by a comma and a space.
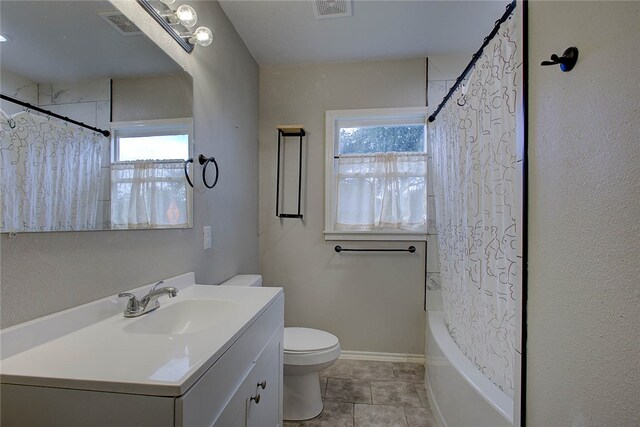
284, 327, 339, 352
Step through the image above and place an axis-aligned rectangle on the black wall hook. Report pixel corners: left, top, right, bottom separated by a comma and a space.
541, 47, 579, 72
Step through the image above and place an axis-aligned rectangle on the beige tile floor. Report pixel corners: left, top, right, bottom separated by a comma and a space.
283, 360, 437, 427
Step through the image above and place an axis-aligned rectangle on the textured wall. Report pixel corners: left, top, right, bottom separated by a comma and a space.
527, 1, 640, 425
259, 59, 430, 354
0, 0, 260, 327
112, 74, 193, 122
0, 69, 38, 115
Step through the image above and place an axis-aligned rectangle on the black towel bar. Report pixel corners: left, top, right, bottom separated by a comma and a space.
334, 245, 416, 253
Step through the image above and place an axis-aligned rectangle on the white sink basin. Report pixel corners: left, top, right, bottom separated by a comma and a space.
123, 299, 238, 335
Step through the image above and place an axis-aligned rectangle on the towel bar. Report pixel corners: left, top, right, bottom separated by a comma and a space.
334, 245, 416, 253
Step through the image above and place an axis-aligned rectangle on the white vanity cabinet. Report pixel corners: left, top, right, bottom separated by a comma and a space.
212, 330, 282, 427
1, 280, 284, 427
176, 294, 284, 427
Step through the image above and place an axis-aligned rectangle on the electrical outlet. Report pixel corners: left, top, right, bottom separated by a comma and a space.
203, 226, 212, 249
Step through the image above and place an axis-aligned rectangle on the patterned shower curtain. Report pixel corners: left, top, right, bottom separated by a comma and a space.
429, 17, 519, 396
0, 111, 103, 232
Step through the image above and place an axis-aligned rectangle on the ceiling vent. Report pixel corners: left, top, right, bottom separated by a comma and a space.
98, 12, 142, 36
313, 0, 353, 19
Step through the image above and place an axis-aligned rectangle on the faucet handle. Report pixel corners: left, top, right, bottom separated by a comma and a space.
118, 292, 140, 311
148, 280, 165, 294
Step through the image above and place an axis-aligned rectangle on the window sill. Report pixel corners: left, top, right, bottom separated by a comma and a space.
324, 231, 427, 242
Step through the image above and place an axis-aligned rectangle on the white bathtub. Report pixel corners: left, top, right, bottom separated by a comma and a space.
425, 311, 513, 427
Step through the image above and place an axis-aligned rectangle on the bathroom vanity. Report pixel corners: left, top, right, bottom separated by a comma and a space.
0, 274, 284, 427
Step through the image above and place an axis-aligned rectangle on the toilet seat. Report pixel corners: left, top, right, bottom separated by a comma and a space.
284, 327, 339, 352
284, 327, 341, 366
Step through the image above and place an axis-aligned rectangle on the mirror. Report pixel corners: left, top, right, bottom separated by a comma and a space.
0, 0, 193, 232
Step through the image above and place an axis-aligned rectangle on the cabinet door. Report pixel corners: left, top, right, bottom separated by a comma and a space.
212, 362, 255, 427
246, 330, 283, 427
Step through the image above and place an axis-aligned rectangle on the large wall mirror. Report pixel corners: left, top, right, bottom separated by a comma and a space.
0, 0, 193, 233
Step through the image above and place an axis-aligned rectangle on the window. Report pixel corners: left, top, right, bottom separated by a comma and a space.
110, 118, 193, 229
111, 119, 191, 162
325, 107, 429, 241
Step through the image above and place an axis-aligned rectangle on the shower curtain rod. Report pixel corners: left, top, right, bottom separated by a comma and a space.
427, 0, 516, 123
0, 94, 110, 137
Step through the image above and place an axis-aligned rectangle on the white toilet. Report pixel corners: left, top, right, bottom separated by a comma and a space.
283, 327, 340, 420
220, 275, 341, 421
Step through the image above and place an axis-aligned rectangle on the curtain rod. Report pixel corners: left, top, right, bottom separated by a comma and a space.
0, 94, 110, 137
428, 0, 516, 123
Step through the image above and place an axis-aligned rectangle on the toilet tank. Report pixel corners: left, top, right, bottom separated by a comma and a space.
219, 275, 262, 287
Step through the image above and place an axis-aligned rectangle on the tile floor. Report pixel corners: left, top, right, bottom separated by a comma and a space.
283, 360, 437, 427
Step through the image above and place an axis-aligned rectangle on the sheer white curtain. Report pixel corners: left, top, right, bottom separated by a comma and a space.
335, 152, 428, 231
111, 159, 189, 229
429, 17, 519, 396
0, 110, 102, 232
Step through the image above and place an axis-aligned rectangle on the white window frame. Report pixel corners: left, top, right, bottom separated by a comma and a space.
324, 107, 429, 241
110, 118, 193, 163
109, 117, 194, 229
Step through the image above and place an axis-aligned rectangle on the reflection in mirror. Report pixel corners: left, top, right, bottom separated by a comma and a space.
0, 1, 193, 232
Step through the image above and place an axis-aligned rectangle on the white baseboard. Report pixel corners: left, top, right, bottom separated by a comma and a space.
339, 350, 425, 364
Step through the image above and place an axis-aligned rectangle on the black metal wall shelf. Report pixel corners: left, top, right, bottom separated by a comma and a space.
276, 125, 305, 219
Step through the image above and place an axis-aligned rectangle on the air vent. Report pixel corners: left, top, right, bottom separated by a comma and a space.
313, 0, 353, 19
98, 12, 142, 36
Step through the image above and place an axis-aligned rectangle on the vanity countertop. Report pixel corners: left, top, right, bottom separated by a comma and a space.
0, 275, 283, 397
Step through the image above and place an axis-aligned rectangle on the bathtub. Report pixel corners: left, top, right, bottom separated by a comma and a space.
425, 311, 513, 427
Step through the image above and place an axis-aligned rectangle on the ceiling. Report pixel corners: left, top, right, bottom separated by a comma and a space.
218, 0, 508, 66
0, 1, 509, 81
0, 1, 182, 83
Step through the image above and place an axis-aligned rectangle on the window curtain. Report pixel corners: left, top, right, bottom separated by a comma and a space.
429, 17, 519, 396
335, 152, 428, 231
0, 110, 102, 232
110, 159, 189, 229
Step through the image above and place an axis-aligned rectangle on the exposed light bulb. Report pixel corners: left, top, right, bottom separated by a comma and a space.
189, 26, 213, 47
175, 4, 197, 27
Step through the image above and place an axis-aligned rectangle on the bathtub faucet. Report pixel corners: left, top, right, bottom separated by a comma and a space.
118, 280, 178, 318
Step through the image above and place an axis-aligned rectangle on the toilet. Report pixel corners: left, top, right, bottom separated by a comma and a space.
220, 275, 341, 421
282, 327, 340, 420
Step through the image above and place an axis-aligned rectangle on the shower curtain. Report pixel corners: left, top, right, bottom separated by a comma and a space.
429, 17, 519, 396
0, 110, 103, 232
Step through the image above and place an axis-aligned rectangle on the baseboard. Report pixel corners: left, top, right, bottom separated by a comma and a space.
339, 350, 425, 364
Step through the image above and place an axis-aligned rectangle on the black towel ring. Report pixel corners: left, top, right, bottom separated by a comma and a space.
184, 158, 194, 188
198, 154, 219, 189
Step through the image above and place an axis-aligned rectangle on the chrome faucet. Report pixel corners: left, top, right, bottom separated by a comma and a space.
118, 280, 179, 318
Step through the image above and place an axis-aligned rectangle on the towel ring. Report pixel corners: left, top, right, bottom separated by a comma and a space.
198, 154, 219, 189
184, 158, 194, 188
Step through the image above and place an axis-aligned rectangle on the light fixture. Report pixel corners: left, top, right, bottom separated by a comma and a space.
137, 0, 213, 53
0, 34, 10, 43
189, 26, 213, 47
163, 4, 197, 28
